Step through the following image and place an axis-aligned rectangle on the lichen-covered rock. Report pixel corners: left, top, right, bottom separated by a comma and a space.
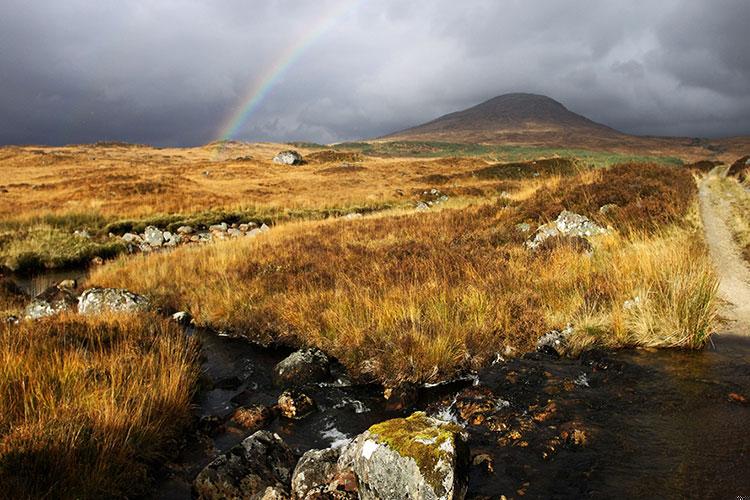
274, 348, 331, 387
291, 448, 340, 499
526, 210, 607, 250
193, 430, 296, 500
273, 150, 303, 165
23, 284, 78, 320
349, 412, 469, 500
78, 287, 150, 315
143, 225, 164, 247
277, 389, 316, 420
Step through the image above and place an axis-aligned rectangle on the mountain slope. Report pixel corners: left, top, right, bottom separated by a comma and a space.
383, 93, 631, 147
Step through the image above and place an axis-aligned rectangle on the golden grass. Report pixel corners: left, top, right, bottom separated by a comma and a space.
0, 313, 199, 498
89, 165, 717, 384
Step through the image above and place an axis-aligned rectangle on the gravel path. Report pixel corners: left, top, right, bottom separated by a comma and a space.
699, 173, 750, 335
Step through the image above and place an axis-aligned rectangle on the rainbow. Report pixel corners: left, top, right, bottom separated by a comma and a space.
213, 0, 359, 150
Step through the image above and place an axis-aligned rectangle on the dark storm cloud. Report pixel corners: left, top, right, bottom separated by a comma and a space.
0, 0, 748, 146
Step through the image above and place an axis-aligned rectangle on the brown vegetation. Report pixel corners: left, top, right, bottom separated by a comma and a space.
89, 163, 716, 384
0, 313, 199, 498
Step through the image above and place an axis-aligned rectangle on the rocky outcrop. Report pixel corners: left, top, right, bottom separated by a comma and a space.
119, 221, 267, 254
77, 287, 150, 315
193, 430, 296, 500
273, 150, 304, 165
347, 412, 469, 500
526, 210, 607, 250
273, 348, 331, 387
23, 283, 78, 320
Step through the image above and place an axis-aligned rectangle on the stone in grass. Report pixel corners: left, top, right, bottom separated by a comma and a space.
78, 287, 150, 315
526, 210, 606, 250
273, 150, 304, 165
143, 225, 164, 247
193, 430, 296, 500
349, 411, 469, 500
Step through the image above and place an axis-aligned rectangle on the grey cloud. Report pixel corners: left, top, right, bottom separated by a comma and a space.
0, 0, 748, 146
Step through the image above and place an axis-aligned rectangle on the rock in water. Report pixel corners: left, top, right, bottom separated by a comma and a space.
274, 348, 331, 387
193, 430, 296, 500
273, 150, 303, 165
291, 448, 341, 499
277, 389, 316, 420
526, 210, 606, 250
348, 412, 469, 500
78, 287, 150, 315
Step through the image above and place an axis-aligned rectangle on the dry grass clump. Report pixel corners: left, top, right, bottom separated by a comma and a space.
0, 313, 199, 498
89, 163, 716, 384
518, 162, 696, 231
727, 155, 750, 181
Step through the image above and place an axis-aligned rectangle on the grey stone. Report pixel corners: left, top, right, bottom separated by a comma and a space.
176, 225, 194, 235
172, 311, 192, 326
526, 210, 607, 250
193, 430, 296, 500
274, 348, 331, 387
209, 222, 228, 232
273, 150, 303, 165
291, 448, 340, 499
78, 287, 150, 315
348, 412, 469, 500
416, 202, 430, 212
143, 225, 164, 247
122, 232, 140, 243
23, 284, 78, 320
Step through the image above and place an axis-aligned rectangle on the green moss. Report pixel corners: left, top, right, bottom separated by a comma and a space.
368, 412, 463, 494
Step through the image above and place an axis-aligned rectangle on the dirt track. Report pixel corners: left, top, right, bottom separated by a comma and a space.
699, 173, 750, 335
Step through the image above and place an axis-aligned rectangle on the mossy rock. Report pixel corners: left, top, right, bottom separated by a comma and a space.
350, 412, 469, 500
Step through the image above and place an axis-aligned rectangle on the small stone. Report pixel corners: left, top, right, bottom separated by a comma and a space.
172, 311, 192, 326
209, 222, 228, 232
239, 223, 250, 232
277, 389, 316, 420
415, 202, 430, 212
122, 232, 140, 243
344, 213, 363, 220
57, 279, 77, 290
260, 223, 271, 233
176, 225, 194, 235
227, 228, 243, 237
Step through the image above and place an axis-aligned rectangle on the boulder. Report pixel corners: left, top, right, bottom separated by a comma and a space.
193, 430, 296, 500
526, 210, 606, 250
273, 150, 304, 166
78, 287, 150, 315
143, 226, 164, 247
23, 284, 78, 320
209, 222, 228, 232
277, 389, 316, 420
347, 412, 469, 500
291, 448, 341, 499
122, 232, 140, 243
274, 348, 331, 387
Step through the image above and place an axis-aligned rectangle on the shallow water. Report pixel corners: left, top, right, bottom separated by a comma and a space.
156, 328, 750, 499
11, 268, 87, 297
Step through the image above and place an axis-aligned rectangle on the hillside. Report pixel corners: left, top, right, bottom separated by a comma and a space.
384, 93, 685, 151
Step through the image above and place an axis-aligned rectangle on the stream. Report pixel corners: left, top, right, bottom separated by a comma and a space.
8, 271, 750, 498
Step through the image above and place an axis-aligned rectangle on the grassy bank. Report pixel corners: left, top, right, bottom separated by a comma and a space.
0, 313, 199, 498
89, 163, 716, 384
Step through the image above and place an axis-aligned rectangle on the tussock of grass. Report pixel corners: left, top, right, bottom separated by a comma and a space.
89, 163, 716, 384
0, 225, 124, 273
0, 313, 199, 498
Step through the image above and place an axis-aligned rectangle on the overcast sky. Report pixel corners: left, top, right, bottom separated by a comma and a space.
1, 0, 748, 146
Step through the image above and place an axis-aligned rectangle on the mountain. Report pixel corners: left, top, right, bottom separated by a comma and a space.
383, 93, 634, 148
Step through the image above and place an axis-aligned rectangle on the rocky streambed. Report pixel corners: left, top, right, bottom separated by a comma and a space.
6, 272, 750, 499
